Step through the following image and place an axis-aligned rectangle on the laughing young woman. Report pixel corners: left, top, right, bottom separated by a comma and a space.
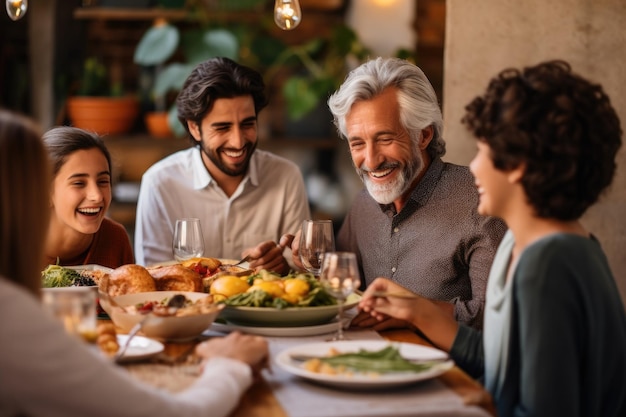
358, 61, 626, 417
43, 126, 134, 268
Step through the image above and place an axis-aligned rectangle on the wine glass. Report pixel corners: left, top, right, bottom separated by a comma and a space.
299, 219, 335, 276
319, 251, 361, 341
172, 218, 205, 262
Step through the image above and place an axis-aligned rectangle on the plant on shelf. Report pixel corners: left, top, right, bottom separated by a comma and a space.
134, 18, 254, 137
267, 24, 371, 123
66, 57, 140, 136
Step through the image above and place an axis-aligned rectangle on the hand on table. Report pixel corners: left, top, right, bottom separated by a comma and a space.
196, 332, 269, 376
350, 309, 414, 331
243, 235, 294, 275
358, 278, 421, 325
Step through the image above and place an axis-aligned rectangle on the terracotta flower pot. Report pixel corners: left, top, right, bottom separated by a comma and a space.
67, 96, 139, 136
144, 111, 173, 138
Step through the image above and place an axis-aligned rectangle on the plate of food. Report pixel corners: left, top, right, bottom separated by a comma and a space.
211, 270, 361, 327
276, 340, 454, 389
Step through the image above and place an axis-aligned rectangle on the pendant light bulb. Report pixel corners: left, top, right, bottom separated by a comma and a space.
6, 0, 27, 21
274, 0, 302, 31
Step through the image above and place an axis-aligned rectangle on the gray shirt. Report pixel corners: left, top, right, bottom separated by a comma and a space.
337, 157, 506, 328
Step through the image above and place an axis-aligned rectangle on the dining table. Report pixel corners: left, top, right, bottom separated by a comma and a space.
107, 317, 497, 417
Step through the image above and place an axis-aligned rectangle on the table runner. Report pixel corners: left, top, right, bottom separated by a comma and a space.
206, 327, 491, 417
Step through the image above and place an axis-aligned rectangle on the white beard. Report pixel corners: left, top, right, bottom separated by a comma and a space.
359, 145, 424, 205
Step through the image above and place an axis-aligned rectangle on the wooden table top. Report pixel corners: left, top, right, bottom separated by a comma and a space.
144, 326, 496, 417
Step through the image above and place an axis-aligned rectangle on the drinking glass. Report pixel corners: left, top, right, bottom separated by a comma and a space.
319, 251, 361, 341
42, 287, 98, 343
299, 219, 335, 276
172, 218, 205, 261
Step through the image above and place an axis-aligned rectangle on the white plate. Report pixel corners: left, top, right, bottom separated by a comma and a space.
115, 334, 164, 362
209, 319, 341, 337
275, 340, 454, 389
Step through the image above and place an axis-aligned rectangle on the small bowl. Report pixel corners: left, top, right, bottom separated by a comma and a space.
100, 291, 223, 341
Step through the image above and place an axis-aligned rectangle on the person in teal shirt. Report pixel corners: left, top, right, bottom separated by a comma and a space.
358, 60, 626, 417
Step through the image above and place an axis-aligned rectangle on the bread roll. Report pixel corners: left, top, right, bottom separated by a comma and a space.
107, 264, 156, 296
148, 264, 202, 292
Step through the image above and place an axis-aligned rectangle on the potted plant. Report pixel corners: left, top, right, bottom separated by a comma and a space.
265, 24, 371, 137
66, 57, 140, 136
134, 19, 241, 138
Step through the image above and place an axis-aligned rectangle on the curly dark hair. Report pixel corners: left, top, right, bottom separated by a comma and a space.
462, 60, 622, 220
176, 57, 268, 145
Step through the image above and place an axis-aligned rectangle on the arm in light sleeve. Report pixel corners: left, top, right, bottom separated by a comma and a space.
134, 172, 176, 266
454, 216, 506, 328
0, 279, 252, 417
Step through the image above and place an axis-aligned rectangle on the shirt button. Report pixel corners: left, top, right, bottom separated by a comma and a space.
393, 227, 399, 233
391, 267, 397, 273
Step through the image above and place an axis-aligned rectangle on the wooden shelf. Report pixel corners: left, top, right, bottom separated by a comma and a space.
73, 7, 189, 21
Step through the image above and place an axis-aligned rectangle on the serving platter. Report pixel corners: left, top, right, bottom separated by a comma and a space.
218, 293, 361, 327
276, 340, 454, 389
208, 319, 341, 337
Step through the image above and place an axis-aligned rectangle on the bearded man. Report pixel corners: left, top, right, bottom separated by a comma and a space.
325, 58, 506, 330
135, 57, 310, 272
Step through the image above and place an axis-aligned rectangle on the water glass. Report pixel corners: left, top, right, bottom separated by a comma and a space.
319, 251, 361, 341
299, 219, 335, 276
172, 218, 205, 262
42, 287, 98, 343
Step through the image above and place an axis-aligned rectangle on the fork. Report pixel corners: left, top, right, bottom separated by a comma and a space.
220, 254, 253, 269
114, 318, 147, 363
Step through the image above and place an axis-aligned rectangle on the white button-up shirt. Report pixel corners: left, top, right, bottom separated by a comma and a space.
134, 147, 310, 266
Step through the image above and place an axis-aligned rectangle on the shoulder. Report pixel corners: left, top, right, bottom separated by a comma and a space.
142, 148, 194, 179
98, 217, 128, 240
440, 162, 475, 187
253, 150, 301, 172
251, 150, 305, 187
516, 233, 607, 287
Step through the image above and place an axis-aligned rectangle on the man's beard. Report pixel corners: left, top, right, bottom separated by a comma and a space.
199, 140, 257, 177
358, 146, 424, 205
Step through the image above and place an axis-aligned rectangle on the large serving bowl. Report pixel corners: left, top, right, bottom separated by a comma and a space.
100, 291, 223, 341
219, 293, 361, 327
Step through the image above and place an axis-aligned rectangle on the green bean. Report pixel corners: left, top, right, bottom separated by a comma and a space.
319, 346, 435, 373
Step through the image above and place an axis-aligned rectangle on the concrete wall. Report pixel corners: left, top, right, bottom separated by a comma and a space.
444, 0, 626, 302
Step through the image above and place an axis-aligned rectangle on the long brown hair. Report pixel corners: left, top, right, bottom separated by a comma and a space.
0, 110, 51, 296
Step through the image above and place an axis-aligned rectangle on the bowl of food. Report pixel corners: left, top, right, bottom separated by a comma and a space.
211, 270, 361, 327
100, 291, 223, 341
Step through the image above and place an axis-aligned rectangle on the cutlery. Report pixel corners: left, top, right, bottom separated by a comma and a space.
114, 318, 146, 363
289, 353, 450, 365
371, 291, 419, 300
220, 254, 253, 269
98, 288, 130, 313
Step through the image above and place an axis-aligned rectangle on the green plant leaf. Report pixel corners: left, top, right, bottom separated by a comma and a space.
167, 104, 187, 138
153, 63, 193, 98
283, 76, 320, 120
133, 23, 180, 66
202, 29, 239, 60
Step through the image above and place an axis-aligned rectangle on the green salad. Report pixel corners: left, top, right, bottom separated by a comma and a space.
41, 264, 96, 288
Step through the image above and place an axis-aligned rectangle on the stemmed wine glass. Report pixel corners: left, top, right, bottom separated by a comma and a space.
319, 251, 361, 341
299, 219, 335, 276
172, 218, 205, 262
